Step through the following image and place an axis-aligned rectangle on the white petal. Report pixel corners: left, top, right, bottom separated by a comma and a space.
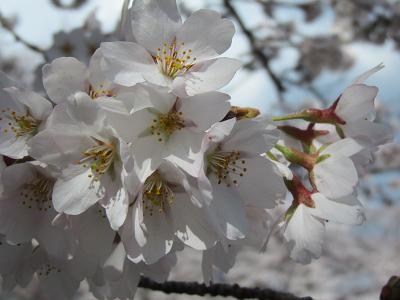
284, 205, 325, 264
131, 136, 165, 182
28, 129, 94, 169
172, 57, 241, 97
143, 84, 177, 114
4, 87, 52, 120
204, 118, 236, 145
103, 242, 126, 281
36, 216, 74, 260
351, 63, 384, 84
0, 193, 39, 243
66, 92, 107, 130
237, 157, 285, 208
170, 193, 217, 250
164, 129, 203, 176
130, 0, 182, 55
270, 159, 293, 180
53, 166, 104, 215
313, 155, 358, 199
88, 48, 109, 87
310, 193, 365, 225
177, 92, 230, 131
104, 186, 129, 231
0, 134, 30, 159
100, 41, 162, 87
342, 120, 392, 147
176, 9, 235, 61
42, 57, 87, 104
201, 242, 237, 283
321, 137, 364, 158
209, 182, 248, 240
0, 239, 32, 280
222, 119, 280, 155
114, 84, 157, 114
70, 206, 115, 266
122, 203, 174, 264
335, 84, 378, 121
40, 94, 106, 134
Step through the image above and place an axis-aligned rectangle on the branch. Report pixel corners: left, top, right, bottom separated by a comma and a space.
50, 0, 88, 9
223, 0, 286, 101
0, 13, 49, 61
138, 277, 313, 300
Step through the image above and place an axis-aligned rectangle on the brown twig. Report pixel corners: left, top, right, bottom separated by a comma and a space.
138, 277, 313, 300
223, 0, 286, 102
0, 13, 49, 61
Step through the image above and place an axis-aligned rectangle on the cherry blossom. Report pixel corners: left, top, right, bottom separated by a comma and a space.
100, 0, 241, 97
0, 74, 53, 159
29, 94, 131, 230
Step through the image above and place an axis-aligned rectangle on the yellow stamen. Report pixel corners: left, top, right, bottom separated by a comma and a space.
0, 108, 39, 138
20, 176, 53, 212
207, 149, 247, 187
155, 41, 196, 79
150, 111, 185, 142
77, 138, 116, 180
142, 171, 175, 215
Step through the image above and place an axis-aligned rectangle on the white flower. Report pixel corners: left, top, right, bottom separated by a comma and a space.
29, 94, 131, 230
283, 176, 365, 264
56, 205, 117, 279
202, 207, 271, 283
196, 118, 285, 241
0, 162, 73, 259
29, 247, 81, 300
0, 74, 53, 159
316, 65, 392, 149
42, 50, 132, 114
202, 241, 238, 284
333, 84, 391, 146
89, 242, 176, 300
122, 161, 218, 264
119, 83, 230, 181
312, 138, 364, 199
100, 0, 241, 97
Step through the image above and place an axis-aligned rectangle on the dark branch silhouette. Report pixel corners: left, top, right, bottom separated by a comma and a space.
50, 0, 88, 9
0, 13, 49, 61
223, 0, 286, 101
138, 277, 314, 300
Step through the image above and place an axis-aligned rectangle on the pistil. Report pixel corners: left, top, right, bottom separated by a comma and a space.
155, 41, 197, 79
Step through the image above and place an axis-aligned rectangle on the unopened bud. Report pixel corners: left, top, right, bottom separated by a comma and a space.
272, 102, 346, 125
274, 144, 316, 170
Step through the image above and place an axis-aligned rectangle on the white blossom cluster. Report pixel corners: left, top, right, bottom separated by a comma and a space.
0, 1, 392, 299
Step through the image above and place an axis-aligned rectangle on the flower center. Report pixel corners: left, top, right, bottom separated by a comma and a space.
78, 138, 116, 180
0, 108, 39, 138
207, 150, 248, 187
88, 83, 114, 100
155, 41, 197, 79
37, 264, 61, 277
142, 171, 175, 215
20, 176, 54, 212
150, 111, 185, 142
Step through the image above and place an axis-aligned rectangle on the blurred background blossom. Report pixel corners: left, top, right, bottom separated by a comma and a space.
0, 1, 399, 299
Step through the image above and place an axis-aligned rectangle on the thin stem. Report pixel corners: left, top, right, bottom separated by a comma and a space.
271, 112, 308, 121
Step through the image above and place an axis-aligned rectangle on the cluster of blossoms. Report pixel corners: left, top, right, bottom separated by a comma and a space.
0, 1, 392, 299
